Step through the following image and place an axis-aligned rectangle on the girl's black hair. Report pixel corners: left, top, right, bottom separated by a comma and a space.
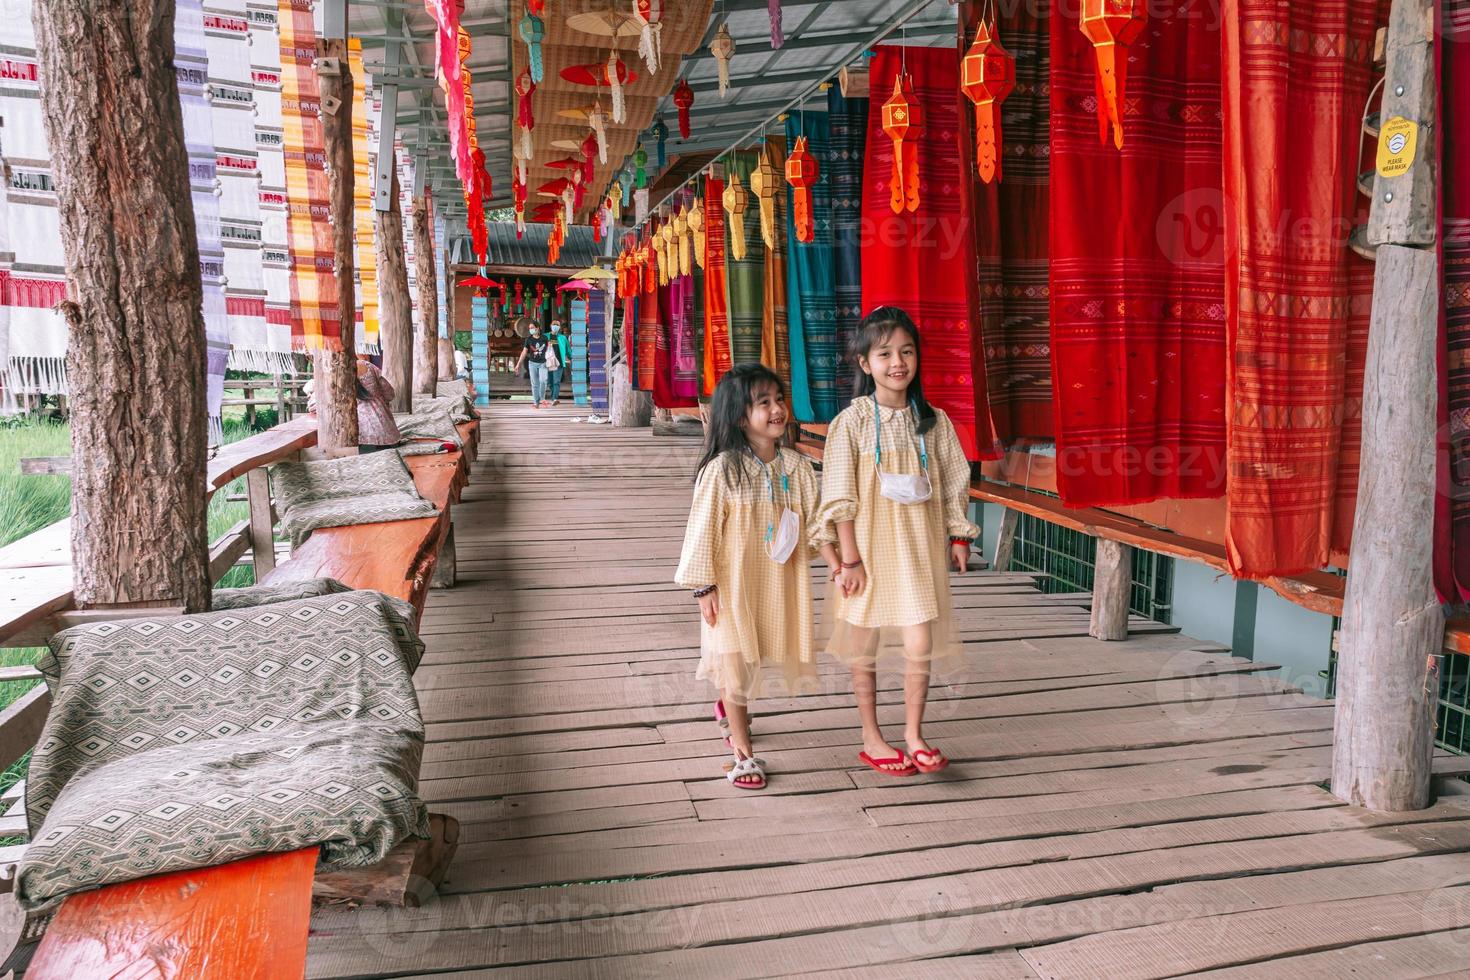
847, 305, 937, 435
695, 363, 787, 486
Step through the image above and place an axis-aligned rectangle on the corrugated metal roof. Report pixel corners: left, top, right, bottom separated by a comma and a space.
452, 222, 602, 271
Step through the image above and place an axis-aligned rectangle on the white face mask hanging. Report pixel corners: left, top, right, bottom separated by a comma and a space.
754, 452, 800, 565
873, 396, 933, 505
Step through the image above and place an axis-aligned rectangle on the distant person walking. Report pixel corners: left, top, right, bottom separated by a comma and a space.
514, 322, 552, 409
546, 319, 571, 405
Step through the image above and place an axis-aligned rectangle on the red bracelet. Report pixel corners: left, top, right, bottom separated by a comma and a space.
841, 558, 863, 569
950, 537, 973, 546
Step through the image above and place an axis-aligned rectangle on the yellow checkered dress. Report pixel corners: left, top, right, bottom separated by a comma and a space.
817, 399, 979, 664
675, 448, 826, 704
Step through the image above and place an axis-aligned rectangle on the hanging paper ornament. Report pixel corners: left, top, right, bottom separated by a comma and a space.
621, 173, 634, 208
588, 103, 609, 164
608, 49, 626, 123
722, 171, 749, 261
527, 0, 545, 13
563, 185, 576, 226
673, 79, 694, 140
651, 116, 669, 170
710, 24, 736, 99
581, 131, 599, 187
657, 221, 673, 287
689, 193, 706, 269
633, 0, 663, 76
514, 279, 524, 313
634, 143, 648, 188
785, 135, 818, 243
674, 205, 691, 277
610, 181, 623, 221
961, 21, 1016, 183
882, 72, 924, 214
634, 187, 650, 224
768, 0, 784, 49
515, 68, 536, 161
1080, 0, 1146, 149
535, 280, 547, 314
748, 146, 780, 249
516, 205, 526, 237
519, 11, 545, 84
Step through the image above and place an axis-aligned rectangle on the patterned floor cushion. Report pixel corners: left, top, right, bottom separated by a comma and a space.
212, 577, 351, 611
410, 393, 476, 424
17, 590, 428, 909
429, 379, 472, 404
271, 451, 437, 547
394, 408, 463, 448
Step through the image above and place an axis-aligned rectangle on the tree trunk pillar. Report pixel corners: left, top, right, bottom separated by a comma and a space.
1088, 538, 1132, 641
412, 193, 439, 396
375, 169, 413, 413
315, 36, 358, 454
33, 0, 212, 611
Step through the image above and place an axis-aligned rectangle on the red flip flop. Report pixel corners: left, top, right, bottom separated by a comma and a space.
858, 751, 918, 777
911, 747, 950, 774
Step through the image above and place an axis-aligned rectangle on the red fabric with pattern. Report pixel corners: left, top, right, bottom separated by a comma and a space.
702, 177, 733, 396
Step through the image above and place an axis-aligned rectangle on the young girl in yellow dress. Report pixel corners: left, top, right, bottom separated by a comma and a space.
676, 364, 838, 790
819, 307, 978, 776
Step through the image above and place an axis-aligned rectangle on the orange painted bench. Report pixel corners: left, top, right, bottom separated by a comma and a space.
27, 430, 476, 976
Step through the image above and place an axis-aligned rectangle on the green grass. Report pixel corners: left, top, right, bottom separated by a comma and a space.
0, 414, 268, 820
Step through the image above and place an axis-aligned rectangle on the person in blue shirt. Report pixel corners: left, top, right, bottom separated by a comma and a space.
546, 319, 571, 405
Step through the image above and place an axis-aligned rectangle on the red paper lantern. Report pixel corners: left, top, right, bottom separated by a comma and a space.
961, 21, 1015, 184
784, 136, 819, 243
881, 72, 924, 214
673, 78, 694, 139
1080, 0, 1147, 149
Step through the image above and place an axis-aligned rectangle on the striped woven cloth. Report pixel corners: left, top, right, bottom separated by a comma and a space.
348, 42, 379, 352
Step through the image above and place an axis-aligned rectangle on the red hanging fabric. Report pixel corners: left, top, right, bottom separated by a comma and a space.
636, 253, 660, 391
1441, 0, 1470, 598
702, 177, 732, 395
861, 46, 998, 461
1048, 2, 1225, 506
1221, 0, 1382, 579
965, 0, 1052, 443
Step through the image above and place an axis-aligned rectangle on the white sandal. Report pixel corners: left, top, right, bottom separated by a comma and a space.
726, 753, 767, 791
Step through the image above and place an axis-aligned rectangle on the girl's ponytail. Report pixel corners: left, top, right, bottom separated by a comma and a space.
848, 306, 937, 436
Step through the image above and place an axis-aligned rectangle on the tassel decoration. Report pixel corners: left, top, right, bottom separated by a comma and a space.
634, 186, 650, 224
633, 0, 663, 76
674, 206, 691, 277
785, 135, 818, 243
608, 50, 626, 123
610, 181, 623, 221
635, 143, 648, 188
881, 72, 924, 214
588, 103, 609, 164
652, 116, 669, 171
961, 20, 1015, 183
1080, 0, 1147, 148
768, 0, 784, 49
673, 79, 694, 139
722, 172, 749, 261
689, 193, 707, 269
710, 24, 736, 98
749, 147, 780, 249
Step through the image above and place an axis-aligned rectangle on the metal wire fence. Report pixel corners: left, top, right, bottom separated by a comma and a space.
1006, 510, 1174, 625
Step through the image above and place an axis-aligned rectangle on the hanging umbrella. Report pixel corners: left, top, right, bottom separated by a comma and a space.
536, 177, 573, 196
459, 274, 503, 294
560, 60, 638, 88
544, 157, 584, 171
557, 279, 595, 292
568, 266, 616, 281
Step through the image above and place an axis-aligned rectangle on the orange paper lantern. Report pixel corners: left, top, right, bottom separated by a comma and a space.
784, 136, 819, 243
1079, 0, 1147, 149
881, 72, 924, 214
960, 21, 1015, 184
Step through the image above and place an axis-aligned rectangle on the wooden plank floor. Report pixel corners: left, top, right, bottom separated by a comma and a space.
306, 402, 1470, 979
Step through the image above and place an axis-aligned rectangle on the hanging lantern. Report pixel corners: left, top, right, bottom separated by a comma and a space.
722, 171, 750, 261
673, 79, 694, 140
621, 171, 635, 207
519, 11, 545, 84
785, 135, 818, 243
607, 49, 626, 123
635, 186, 650, 224
881, 72, 924, 214
610, 181, 623, 221
659, 220, 677, 286
961, 22, 1015, 184
748, 147, 780, 249
515, 203, 526, 237
710, 24, 736, 99
632, 0, 663, 76
769, 0, 784, 49
515, 68, 536, 161
535, 280, 547, 313
581, 131, 599, 186
588, 103, 609, 164
634, 143, 649, 188
527, 0, 545, 13
514, 279, 525, 313
1080, 0, 1147, 149
689, 194, 706, 269
651, 116, 669, 170
642, 238, 657, 294
674, 205, 692, 277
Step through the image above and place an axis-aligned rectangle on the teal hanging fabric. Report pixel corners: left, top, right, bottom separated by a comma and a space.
829, 87, 869, 400
724, 151, 765, 368
571, 296, 590, 405
470, 293, 490, 407
783, 113, 838, 422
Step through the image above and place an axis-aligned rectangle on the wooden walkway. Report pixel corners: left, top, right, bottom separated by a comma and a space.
306, 402, 1470, 979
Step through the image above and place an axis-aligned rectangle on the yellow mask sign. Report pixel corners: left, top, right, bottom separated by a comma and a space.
1376, 116, 1418, 178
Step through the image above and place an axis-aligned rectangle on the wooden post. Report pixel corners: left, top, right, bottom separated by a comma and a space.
274, 372, 287, 422
33, 0, 212, 611
245, 468, 277, 578
992, 508, 1019, 573
412, 193, 440, 396
314, 30, 359, 454
1331, 0, 1442, 811
1089, 538, 1132, 641
243, 381, 255, 429
438, 272, 456, 382
375, 169, 413, 413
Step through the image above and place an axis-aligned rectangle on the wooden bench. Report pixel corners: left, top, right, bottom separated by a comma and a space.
6, 416, 477, 976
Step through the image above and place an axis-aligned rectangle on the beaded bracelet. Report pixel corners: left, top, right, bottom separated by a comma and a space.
691, 584, 717, 599
841, 558, 864, 569
949, 537, 973, 546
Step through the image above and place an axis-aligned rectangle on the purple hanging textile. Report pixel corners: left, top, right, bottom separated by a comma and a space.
769, 0, 784, 48
671, 261, 699, 400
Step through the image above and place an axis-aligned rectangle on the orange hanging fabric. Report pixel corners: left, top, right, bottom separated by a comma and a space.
960, 20, 1015, 183
881, 72, 923, 214
1079, 0, 1146, 149
784, 135, 818, 242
